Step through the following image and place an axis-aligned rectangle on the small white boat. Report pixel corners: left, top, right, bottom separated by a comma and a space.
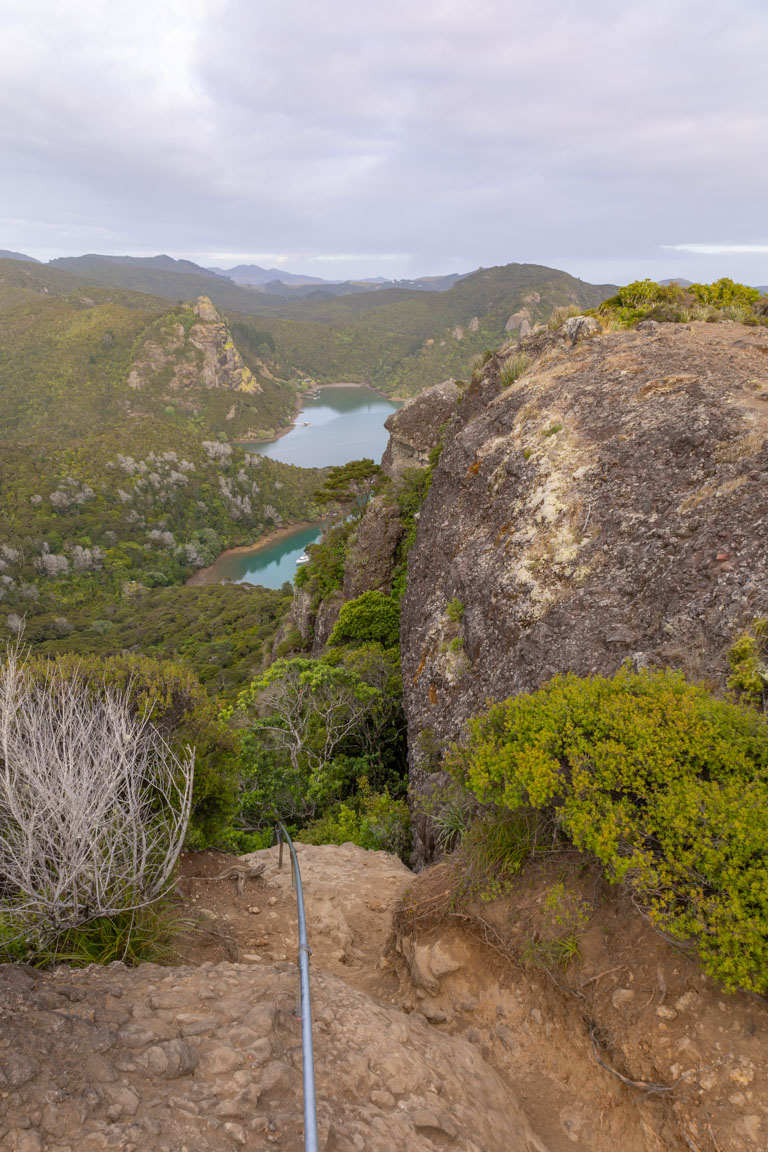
303, 421, 311, 426
295, 552, 310, 565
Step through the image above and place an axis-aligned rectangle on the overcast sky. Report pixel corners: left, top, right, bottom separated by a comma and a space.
1, 0, 767, 285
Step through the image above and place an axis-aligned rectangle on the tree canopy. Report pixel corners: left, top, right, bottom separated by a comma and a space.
312, 458, 385, 521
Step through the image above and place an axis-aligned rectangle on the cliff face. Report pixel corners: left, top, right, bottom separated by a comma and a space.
128, 295, 260, 394
397, 321, 768, 859
381, 379, 460, 479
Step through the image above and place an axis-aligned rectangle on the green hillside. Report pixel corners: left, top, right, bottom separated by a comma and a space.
0, 259, 321, 664
40, 256, 616, 397
48, 253, 276, 316
233, 263, 615, 395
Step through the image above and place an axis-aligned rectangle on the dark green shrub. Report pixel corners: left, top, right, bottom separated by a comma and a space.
454, 668, 768, 992
303, 782, 411, 861
312, 458, 386, 521
329, 590, 401, 648
446, 597, 464, 622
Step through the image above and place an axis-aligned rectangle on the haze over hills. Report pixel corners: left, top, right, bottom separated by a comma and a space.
0, 249, 40, 263
210, 263, 470, 296
51, 252, 470, 298
207, 263, 327, 286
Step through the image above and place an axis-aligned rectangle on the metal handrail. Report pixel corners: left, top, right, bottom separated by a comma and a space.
276, 823, 318, 1152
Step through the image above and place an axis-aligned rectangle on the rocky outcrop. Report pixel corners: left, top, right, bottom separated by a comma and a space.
381, 379, 460, 480
274, 495, 406, 658
505, 309, 532, 332
399, 321, 768, 860
342, 495, 404, 599
271, 584, 315, 654
128, 296, 260, 395
311, 590, 345, 653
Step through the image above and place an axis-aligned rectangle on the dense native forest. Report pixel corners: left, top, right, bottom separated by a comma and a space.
0, 259, 320, 665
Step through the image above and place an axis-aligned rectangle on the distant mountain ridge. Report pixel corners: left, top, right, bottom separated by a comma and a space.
209, 263, 469, 296
208, 263, 327, 286
0, 251, 616, 398
51, 252, 228, 280
0, 249, 40, 263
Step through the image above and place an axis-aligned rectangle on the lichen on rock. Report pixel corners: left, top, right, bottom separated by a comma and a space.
399, 321, 768, 862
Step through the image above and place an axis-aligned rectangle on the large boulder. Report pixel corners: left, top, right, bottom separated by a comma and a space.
381, 380, 461, 481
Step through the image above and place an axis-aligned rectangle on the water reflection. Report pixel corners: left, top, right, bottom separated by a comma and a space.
239, 385, 400, 468
208, 385, 401, 588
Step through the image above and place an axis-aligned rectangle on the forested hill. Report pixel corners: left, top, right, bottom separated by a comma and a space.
39, 254, 616, 396
233, 263, 616, 396
0, 259, 321, 682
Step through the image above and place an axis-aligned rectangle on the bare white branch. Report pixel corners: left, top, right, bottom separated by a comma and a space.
0, 646, 194, 954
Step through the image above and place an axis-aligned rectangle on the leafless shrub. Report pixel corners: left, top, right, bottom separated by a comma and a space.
202, 440, 232, 462
0, 647, 194, 955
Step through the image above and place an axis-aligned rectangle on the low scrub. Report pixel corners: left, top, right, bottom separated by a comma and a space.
452, 667, 768, 993
596, 277, 768, 328
329, 590, 401, 649
303, 781, 411, 861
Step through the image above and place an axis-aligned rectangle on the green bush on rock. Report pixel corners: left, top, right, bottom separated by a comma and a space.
453, 667, 768, 992
328, 590, 401, 649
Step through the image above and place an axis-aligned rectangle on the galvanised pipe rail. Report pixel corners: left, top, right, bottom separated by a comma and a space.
276, 822, 318, 1152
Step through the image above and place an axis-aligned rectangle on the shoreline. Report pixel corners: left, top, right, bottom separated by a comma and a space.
238, 381, 395, 447
185, 520, 325, 587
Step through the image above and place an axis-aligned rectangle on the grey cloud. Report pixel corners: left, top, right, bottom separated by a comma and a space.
1, 0, 767, 282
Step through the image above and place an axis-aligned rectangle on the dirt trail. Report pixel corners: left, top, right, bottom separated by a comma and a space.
3, 842, 767, 1151
0, 844, 547, 1152
176, 842, 412, 1002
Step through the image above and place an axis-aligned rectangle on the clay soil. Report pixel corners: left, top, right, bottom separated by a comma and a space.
392, 850, 768, 1152
171, 843, 768, 1151
174, 843, 411, 1002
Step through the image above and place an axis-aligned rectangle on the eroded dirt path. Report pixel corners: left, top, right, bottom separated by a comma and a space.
3, 841, 767, 1151
0, 844, 546, 1152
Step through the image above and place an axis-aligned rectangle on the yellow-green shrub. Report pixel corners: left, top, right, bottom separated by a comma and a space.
728, 621, 768, 711
454, 668, 768, 992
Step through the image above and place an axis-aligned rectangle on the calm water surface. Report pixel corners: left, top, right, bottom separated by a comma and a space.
211, 386, 400, 588
242, 385, 400, 468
